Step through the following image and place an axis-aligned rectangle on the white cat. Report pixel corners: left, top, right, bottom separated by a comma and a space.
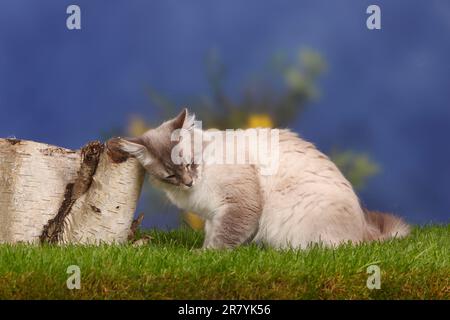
118, 109, 410, 249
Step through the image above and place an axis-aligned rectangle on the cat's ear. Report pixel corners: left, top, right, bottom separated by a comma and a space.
168, 108, 196, 131
118, 137, 153, 167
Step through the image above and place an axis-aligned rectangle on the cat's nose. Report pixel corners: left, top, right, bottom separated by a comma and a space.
184, 181, 193, 187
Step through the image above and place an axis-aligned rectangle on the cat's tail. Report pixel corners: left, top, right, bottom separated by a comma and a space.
363, 210, 410, 241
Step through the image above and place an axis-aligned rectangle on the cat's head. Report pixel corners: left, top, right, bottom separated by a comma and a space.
118, 108, 202, 189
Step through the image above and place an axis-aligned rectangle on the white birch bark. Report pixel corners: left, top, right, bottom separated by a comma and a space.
0, 138, 144, 245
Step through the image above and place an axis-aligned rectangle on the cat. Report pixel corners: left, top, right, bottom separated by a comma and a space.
117, 108, 410, 249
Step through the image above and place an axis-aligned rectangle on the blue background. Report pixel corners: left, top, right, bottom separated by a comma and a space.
0, 0, 449, 227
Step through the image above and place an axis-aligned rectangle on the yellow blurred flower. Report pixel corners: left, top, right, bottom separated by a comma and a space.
247, 114, 273, 128
183, 212, 205, 230
127, 116, 149, 137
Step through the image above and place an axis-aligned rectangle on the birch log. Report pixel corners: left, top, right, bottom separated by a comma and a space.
0, 138, 145, 245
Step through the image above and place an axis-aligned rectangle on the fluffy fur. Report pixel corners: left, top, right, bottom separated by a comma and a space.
119, 109, 410, 249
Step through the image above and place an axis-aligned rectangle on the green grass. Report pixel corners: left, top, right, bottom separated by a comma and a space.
0, 225, 448, 299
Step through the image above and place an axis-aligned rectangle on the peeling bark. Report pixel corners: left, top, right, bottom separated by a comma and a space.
128, 212, 145, 241
0, 138, 145, 245
40, 141, 104, 244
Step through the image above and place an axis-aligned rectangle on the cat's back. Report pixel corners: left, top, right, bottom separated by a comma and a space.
259, 129, 351, 189
255, 129, 366, 248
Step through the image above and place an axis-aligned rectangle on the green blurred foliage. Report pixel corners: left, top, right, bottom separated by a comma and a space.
330, 150, 380, 190
145, 47, 326, 129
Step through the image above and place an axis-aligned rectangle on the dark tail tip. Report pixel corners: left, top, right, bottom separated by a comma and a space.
365, 210, 410, 241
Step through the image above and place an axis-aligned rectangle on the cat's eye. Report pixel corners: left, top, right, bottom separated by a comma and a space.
165, 174, 176, 179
